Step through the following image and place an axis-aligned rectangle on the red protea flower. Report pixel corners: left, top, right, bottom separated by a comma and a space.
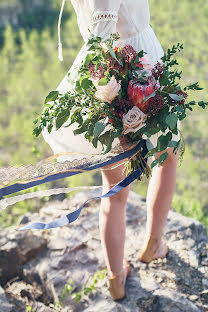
121, 44, 137, 63
127, 80, 155, 113
146, 94, 166, 115
152, 62, 165, 80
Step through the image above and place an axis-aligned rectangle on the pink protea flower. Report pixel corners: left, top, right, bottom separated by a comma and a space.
128, 80, 155, 113
91, 75, 121, 104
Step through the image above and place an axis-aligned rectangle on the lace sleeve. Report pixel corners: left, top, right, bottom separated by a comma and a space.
91, 11, 118, 25
89, 0, 121, 39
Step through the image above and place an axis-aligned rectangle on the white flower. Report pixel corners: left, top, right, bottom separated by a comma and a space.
122, 106, 147, 135
91, 76, 121, 104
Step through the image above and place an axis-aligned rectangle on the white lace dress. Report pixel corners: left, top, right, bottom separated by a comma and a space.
42, 0, 180, 161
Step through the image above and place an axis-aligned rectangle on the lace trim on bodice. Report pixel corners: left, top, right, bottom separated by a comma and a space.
92, 11, 118, 25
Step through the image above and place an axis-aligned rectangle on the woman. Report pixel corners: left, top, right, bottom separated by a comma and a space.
42, 0, 179, 300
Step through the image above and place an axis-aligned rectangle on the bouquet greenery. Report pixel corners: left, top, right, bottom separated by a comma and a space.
33, 33, 207, 175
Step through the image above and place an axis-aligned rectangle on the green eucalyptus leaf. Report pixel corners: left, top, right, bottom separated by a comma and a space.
80, 75, 92, 89
146, 148, 157, 157
73, 120, 90, 135
47, 123, 53, 133
198, 101, 207, 109
168, 140, 179, 148
92, 137, 98, 148
93, 119, 107, 138
44, 91, 59, 104
70, 108, 83, 125
84, 53, 96, 65
159, 71, 169, 85
175, 106, 184, 113
178, 112, 186, 120
143, 131, 151, 138
148, 126, 160, 135
99, 130, 111, 146
112, 130, 122, 138
158, 112, 168, 132
33, 118, 39, 125
73, 127, 87, 135
169, 93, 184, 101
146, 138, 155, 152
55, 109, 70, 130
151, 158, 159, 169
32, 126, 42, 137
171, 124, 178, 135
165, 113, 178, 130
136, 50, 144, 61
156, 132, 172, 152
138, 78, 147, 84
131, 59, 136, 69
98, 77, 108, 86
108, 47, 118, 61
88, 124, 95, 136
143, 91, 156, 104
104, 140, 113, 154
159, 152, 169, 165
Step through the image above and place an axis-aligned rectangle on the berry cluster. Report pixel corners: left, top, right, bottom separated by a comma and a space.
147, 95, 166, 115
107, 56, 121, 72
87, 62, 105, 80
121, 44, 137, 63
175, 90, 188, 105
152, 62, 165, 80
114, 98, 133, 119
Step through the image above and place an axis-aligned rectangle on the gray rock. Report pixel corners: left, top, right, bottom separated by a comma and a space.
84, 299, 127, 312
0, 241, 21, 285
1, 190, 208, 311
202, 278, 208, 289
0, 286, 14, 312
152, 289, 203, 312
0, 230, 47, 285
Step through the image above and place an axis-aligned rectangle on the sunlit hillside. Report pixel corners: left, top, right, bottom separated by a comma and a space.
0, 0, 207, 229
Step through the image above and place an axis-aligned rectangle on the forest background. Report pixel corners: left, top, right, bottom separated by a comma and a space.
0, 0, 207, 230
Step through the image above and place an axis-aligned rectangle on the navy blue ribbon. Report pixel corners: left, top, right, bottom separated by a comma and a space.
0, 140, 148, 230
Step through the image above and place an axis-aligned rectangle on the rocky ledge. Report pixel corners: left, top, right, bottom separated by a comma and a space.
0, 190, 208, 312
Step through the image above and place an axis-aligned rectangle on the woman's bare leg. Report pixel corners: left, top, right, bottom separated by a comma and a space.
99, 147, 178, 268
139, 147, 178, 261
99, 161, 130, 279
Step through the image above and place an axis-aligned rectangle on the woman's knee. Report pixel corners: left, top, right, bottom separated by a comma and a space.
101, 162, 130, 203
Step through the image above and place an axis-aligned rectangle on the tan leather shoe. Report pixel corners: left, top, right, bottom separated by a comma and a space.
138, 237, 168, 263
107, 258, 131, 301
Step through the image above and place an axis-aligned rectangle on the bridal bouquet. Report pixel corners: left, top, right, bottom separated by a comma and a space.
33, 33, 207, 175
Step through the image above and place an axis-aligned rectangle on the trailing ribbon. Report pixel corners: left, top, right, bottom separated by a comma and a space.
0, 140, 148, 230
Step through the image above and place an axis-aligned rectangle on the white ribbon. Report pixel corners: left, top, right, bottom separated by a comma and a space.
58, 0, 66, 61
